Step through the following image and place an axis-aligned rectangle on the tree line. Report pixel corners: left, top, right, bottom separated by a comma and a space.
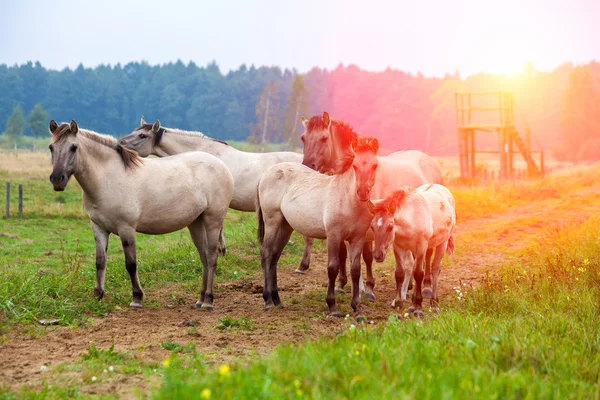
1, 60, 599, 159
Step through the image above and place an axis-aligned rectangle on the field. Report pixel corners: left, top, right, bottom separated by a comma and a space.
1, 151, 600, 399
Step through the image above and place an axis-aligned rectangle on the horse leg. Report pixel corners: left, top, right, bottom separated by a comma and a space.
118, 228, 143, 308
399, 250, 415, 303
326, 237, 343, 316
348, 238, 366, 321
363, 241, 376, 302
408, 251, 426, 318
422, 248, 434, 298
430, 242, 447, 311
268, 221, 294, 307
217, 224, 226, 256
92, 222, 109, 300
295, 236, 314, 274
391, 247, 412, 309
335, 240, 348, 293
189, 216, 219, 310
261, 213, 292, 310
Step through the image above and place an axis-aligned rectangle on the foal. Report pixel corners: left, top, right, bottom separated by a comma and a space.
370, 184, 456, 316
256, 137, 380, 319
49, 120, 233, 310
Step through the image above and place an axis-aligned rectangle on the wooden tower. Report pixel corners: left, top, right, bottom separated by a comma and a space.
455, 92, 544, 180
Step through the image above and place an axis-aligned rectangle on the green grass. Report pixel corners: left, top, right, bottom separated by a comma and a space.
0, 175, 313, 332
2, 155, 600, 399
215, 316, 256, 331
155, 215, 600, 399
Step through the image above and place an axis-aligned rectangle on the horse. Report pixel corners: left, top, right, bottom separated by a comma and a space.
118, 118, 316, 271
300, 112, 444, 299
256, 136, 380, 320
369, 184, 456, 316
48, 120, 234, 310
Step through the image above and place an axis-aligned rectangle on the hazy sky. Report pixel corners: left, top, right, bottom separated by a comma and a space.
1, 0, 598, 77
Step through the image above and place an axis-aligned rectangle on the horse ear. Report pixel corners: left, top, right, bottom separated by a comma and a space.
140, 116, 147, 125
152, 120, 161, 133
322, 112, 331, 129
69, 120, 79, 135
370, 138, 380, 153
386, 199, 396, 215
301, 116, 308, 128
49, 120, 58, 135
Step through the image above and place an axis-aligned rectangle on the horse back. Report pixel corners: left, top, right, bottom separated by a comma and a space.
387, 150, 444, 184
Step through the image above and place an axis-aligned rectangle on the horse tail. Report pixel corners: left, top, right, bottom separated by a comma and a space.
256, 185, 265, 245
447, 234, 455, 255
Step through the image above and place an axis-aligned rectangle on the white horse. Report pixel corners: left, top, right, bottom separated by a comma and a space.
369, 184, 456, 316
49, 120, 234, 310
300, 112, 445, 299
257, 136, 381, 320
118, 119, 316, 270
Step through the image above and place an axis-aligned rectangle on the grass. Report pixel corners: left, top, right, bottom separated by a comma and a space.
0, 155, 315, 332
215, 316, 256, 331
1, 153, 600, 399
156, 214, 600, 399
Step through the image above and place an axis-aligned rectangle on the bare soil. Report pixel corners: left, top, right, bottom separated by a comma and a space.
2, 186, 600, 398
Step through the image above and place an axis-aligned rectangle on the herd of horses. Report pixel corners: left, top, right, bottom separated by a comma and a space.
47, 112, 456, 320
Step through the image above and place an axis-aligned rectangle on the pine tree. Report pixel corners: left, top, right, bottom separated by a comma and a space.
251, 82, 280, 151
283, 74, 310, 150
5, 106, 25, 136
26, 104, 49, 137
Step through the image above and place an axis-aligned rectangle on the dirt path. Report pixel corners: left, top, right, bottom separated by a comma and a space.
2, 185, 600, 397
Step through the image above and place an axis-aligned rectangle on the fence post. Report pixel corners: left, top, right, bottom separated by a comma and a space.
5, 182, 9, 218
18, 184, 23, 217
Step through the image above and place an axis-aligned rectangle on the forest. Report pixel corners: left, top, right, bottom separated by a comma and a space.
1, 60, 599, 159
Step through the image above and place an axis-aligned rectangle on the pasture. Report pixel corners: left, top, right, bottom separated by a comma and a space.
1, 151, 600, 399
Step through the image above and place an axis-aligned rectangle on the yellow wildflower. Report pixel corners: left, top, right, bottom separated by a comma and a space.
219, 364, 231, 377
200, 388, 211, 399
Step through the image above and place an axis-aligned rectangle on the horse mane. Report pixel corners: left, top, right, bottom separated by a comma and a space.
138, 124, 230, 147
372, 187, 414, 213
53, 123, 142, 168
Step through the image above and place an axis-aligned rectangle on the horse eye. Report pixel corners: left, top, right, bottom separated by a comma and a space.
139, 133, 147, 139
386, 225, 393, 232
70, 144, 78, 152
48, 144, 53, 152
300, 135, 305, 142
320, 136, 328, 143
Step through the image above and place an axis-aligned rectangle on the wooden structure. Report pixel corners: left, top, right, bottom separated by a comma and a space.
455, 92, 544, 180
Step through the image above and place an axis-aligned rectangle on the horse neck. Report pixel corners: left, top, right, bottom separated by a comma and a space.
74, 136, 121, 199
332, 167, 358, 203
157, 130, 234, 157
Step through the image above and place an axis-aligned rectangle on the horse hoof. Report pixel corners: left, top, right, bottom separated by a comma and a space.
391, 300, 400, 309
413, 310, 424, 318
328, 311, 343, 318
200, 304, 214, 311
129, 302, 142, 309
422, 287, 433, 298
218, 247, 226, 256
408, 306, 415, 314
294, 269, 305, 275
356, 315, 367, 323
335, 287, 345, 294
363, 292, 376, 302
93, 288, 104, 300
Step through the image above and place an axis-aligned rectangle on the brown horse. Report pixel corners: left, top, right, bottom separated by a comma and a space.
256, 136, 380, 320
300, 112, 444, 298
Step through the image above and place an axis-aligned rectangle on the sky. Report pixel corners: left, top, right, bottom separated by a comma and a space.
1, 0, 598, 77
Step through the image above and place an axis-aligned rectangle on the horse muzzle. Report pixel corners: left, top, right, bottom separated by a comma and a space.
50, 173, 68, 191
373, 250, 386, 263
356, 188, 371, 202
